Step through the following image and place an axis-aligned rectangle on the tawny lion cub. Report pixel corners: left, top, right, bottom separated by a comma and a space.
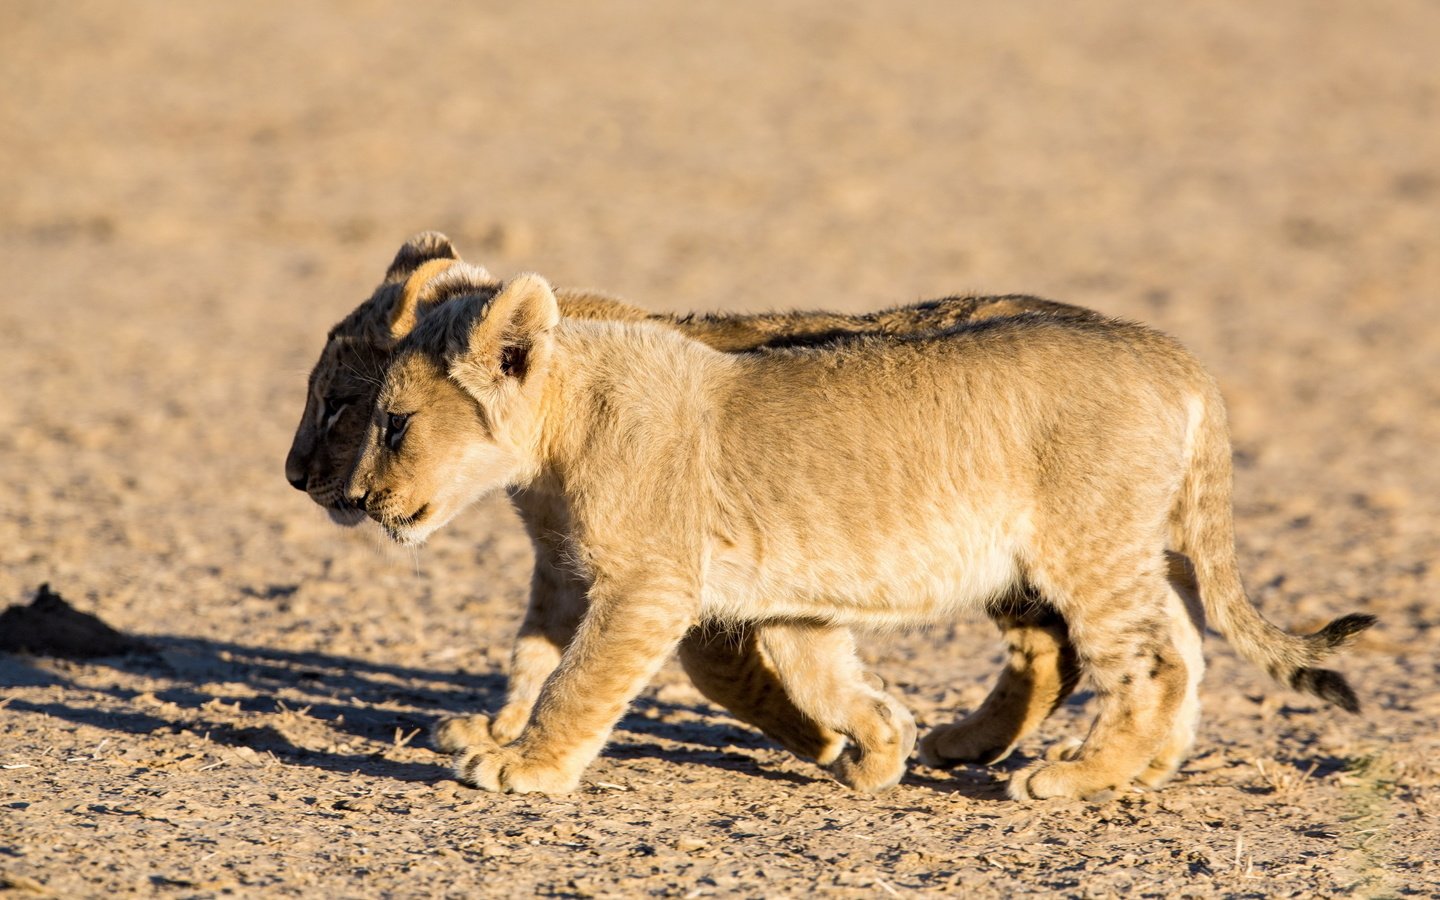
286, 232, 1116, 776
346, 265, 1372, 801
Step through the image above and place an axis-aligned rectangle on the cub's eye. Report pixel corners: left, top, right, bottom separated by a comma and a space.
384, 412, 411, 451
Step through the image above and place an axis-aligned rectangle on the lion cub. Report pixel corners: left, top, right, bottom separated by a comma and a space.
288, 234, 1150, 785
346, 264, 1372, 800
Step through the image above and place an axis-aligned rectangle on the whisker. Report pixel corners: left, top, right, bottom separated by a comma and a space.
339, 360, 383, 387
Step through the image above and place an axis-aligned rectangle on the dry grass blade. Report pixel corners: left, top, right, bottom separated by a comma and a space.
1254, 758, 1320, 799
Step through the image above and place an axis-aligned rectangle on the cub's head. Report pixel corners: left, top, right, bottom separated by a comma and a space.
284, 232, 494, 524
344, 268, 560, 545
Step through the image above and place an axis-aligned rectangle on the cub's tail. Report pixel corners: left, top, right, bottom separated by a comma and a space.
1172, 384, 1376, 712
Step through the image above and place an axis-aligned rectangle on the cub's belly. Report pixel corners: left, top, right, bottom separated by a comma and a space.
700, 525, 1019, 627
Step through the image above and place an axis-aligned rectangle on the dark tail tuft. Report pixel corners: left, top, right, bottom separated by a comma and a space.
1289, 667, 1362, 714
1313, 613, 1377, 649
1288, 614, 1375, 712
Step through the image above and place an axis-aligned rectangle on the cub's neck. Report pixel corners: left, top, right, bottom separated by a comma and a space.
529, 317, 734, 488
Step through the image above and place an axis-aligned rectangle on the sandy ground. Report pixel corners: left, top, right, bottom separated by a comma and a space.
3, 1, 1439, 896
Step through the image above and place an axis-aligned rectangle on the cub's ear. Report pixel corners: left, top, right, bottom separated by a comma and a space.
449, 273, 559, 400
389, 259, 495, 339
384, 231, 459, 283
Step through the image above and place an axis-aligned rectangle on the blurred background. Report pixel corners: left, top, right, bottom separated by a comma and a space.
2, 2, 1438, 894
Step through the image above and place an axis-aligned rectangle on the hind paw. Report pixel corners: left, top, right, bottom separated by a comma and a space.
1007, 760, 1124, 802
828, 695, 917, 793
917, 722, 1016, 768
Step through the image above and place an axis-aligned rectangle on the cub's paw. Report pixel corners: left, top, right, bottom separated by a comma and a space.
1130, 723, 1196, 792
487, 705, 532, 745
917, 721, 1017, 769
454, 744, 582, 795
764, 719, 848, 767
432, 714, 501, 754
1007, 760, 1122, 803
828, 695, 917, 793
807, 731, 849, 768
1132, 746, 1188, 792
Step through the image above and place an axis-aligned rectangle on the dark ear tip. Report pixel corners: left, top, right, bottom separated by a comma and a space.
406, 231, 457, 257
386, 231, 459, 280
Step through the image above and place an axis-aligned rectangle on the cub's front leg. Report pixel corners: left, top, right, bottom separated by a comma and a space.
433, 532, 586, 752
453, 575, 695, 794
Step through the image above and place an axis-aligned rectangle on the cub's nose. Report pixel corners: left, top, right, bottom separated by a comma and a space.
284, 449, 310, 492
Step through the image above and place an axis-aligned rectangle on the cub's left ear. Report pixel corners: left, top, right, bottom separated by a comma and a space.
389, 259, 498, 339
384, 231, 459, 283
449, 273, 559, 398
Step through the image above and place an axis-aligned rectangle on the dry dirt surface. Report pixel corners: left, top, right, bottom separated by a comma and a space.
3, 2, 1439, 897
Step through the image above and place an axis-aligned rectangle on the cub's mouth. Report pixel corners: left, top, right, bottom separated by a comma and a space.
396, 503, 429, 527
325, 498, 368, 527
307, 482, 368, 527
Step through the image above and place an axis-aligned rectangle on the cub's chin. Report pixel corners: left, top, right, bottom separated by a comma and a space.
376, 500, 445, 547
381, 519, 439, 547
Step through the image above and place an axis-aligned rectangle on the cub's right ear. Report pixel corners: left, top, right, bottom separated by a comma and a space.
448, 273, 560, 402
384, 231, 460, 283
388, 259, 496, 339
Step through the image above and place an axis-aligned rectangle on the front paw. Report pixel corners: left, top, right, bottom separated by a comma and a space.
455, 744, 583, 795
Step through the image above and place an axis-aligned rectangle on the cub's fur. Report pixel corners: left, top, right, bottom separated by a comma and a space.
290, 234, 1162, 783
347, 264, 1373, 800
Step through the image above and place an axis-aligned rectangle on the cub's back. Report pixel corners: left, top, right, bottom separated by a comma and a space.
706, 315, 1207, 528
724, 313, 1203, 446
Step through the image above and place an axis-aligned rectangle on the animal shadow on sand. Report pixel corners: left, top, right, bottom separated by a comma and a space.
0, 587, 886, 790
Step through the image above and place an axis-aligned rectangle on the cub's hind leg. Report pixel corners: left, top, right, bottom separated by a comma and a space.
1134, 553, 1205, 790
678, 623, 848, 766
1010, 557, 1192, 801
919, 551, 1201, 772
757, 622, 917, 793
918, 591, 1080, 768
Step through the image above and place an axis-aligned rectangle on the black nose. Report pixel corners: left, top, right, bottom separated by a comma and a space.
287, 474, 308, 492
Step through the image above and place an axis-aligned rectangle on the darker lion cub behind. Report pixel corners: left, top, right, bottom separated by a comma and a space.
345, 264, 1373, 801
